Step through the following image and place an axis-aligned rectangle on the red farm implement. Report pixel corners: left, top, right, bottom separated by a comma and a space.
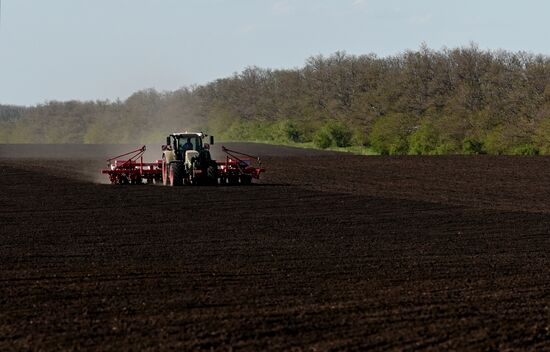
101, 146, 162, 185
218, 146, 265, 185
102, 141, 265, 186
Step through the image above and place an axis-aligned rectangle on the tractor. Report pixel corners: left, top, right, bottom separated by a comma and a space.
101, 132, 265, 185
161, 132, 217, 186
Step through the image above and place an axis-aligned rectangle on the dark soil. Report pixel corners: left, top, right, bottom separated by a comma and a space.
0, 143, 549, 351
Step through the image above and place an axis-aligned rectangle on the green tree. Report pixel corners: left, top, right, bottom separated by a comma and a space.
534, 117, 550, 154
313, 121, 353, 149
369, 113, 414, 155
408, 120, 439, 155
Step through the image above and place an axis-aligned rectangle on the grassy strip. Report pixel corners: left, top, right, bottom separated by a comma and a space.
219, 139, 379, 155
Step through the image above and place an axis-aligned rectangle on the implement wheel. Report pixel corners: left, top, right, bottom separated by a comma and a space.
240, 175, 252, 185
228, 175, 239, 185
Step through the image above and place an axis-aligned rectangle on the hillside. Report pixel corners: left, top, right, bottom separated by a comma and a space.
2, 45, 550, 155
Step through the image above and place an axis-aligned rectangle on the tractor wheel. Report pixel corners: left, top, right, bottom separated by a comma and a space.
170, 162, 184, 186
207, 165, 218, 185
240, 175, 252, 185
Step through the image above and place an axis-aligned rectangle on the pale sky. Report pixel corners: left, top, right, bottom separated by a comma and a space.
0, 0, 548, 106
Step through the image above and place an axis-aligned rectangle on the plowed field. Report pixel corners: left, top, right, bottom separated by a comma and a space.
0, 143, 549, 350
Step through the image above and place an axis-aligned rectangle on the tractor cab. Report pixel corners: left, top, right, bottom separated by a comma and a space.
163, 132, 214, 161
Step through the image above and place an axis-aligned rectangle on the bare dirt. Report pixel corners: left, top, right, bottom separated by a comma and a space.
0, 143, 549, 351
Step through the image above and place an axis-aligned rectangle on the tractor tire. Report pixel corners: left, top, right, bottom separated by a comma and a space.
207, 164, 218, 185
170, 162, 184, 186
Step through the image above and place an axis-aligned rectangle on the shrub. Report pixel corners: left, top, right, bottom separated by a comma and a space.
462, 138, 485, 155
313, 121, 353, 149
223, 119, 252, 140
329, 122, 353, 147
369, 113, 412, 155
351, 128, 368, 146
275, 120, 305, 143
534, 117, 550, 154
313, 128, 333, 149
511, 144, 539, 156
435, 141, 461, 154
483, 128, 508, 155
408, 121, 438, 155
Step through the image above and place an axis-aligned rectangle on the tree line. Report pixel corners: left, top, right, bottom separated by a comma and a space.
2, 44, 550, 155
